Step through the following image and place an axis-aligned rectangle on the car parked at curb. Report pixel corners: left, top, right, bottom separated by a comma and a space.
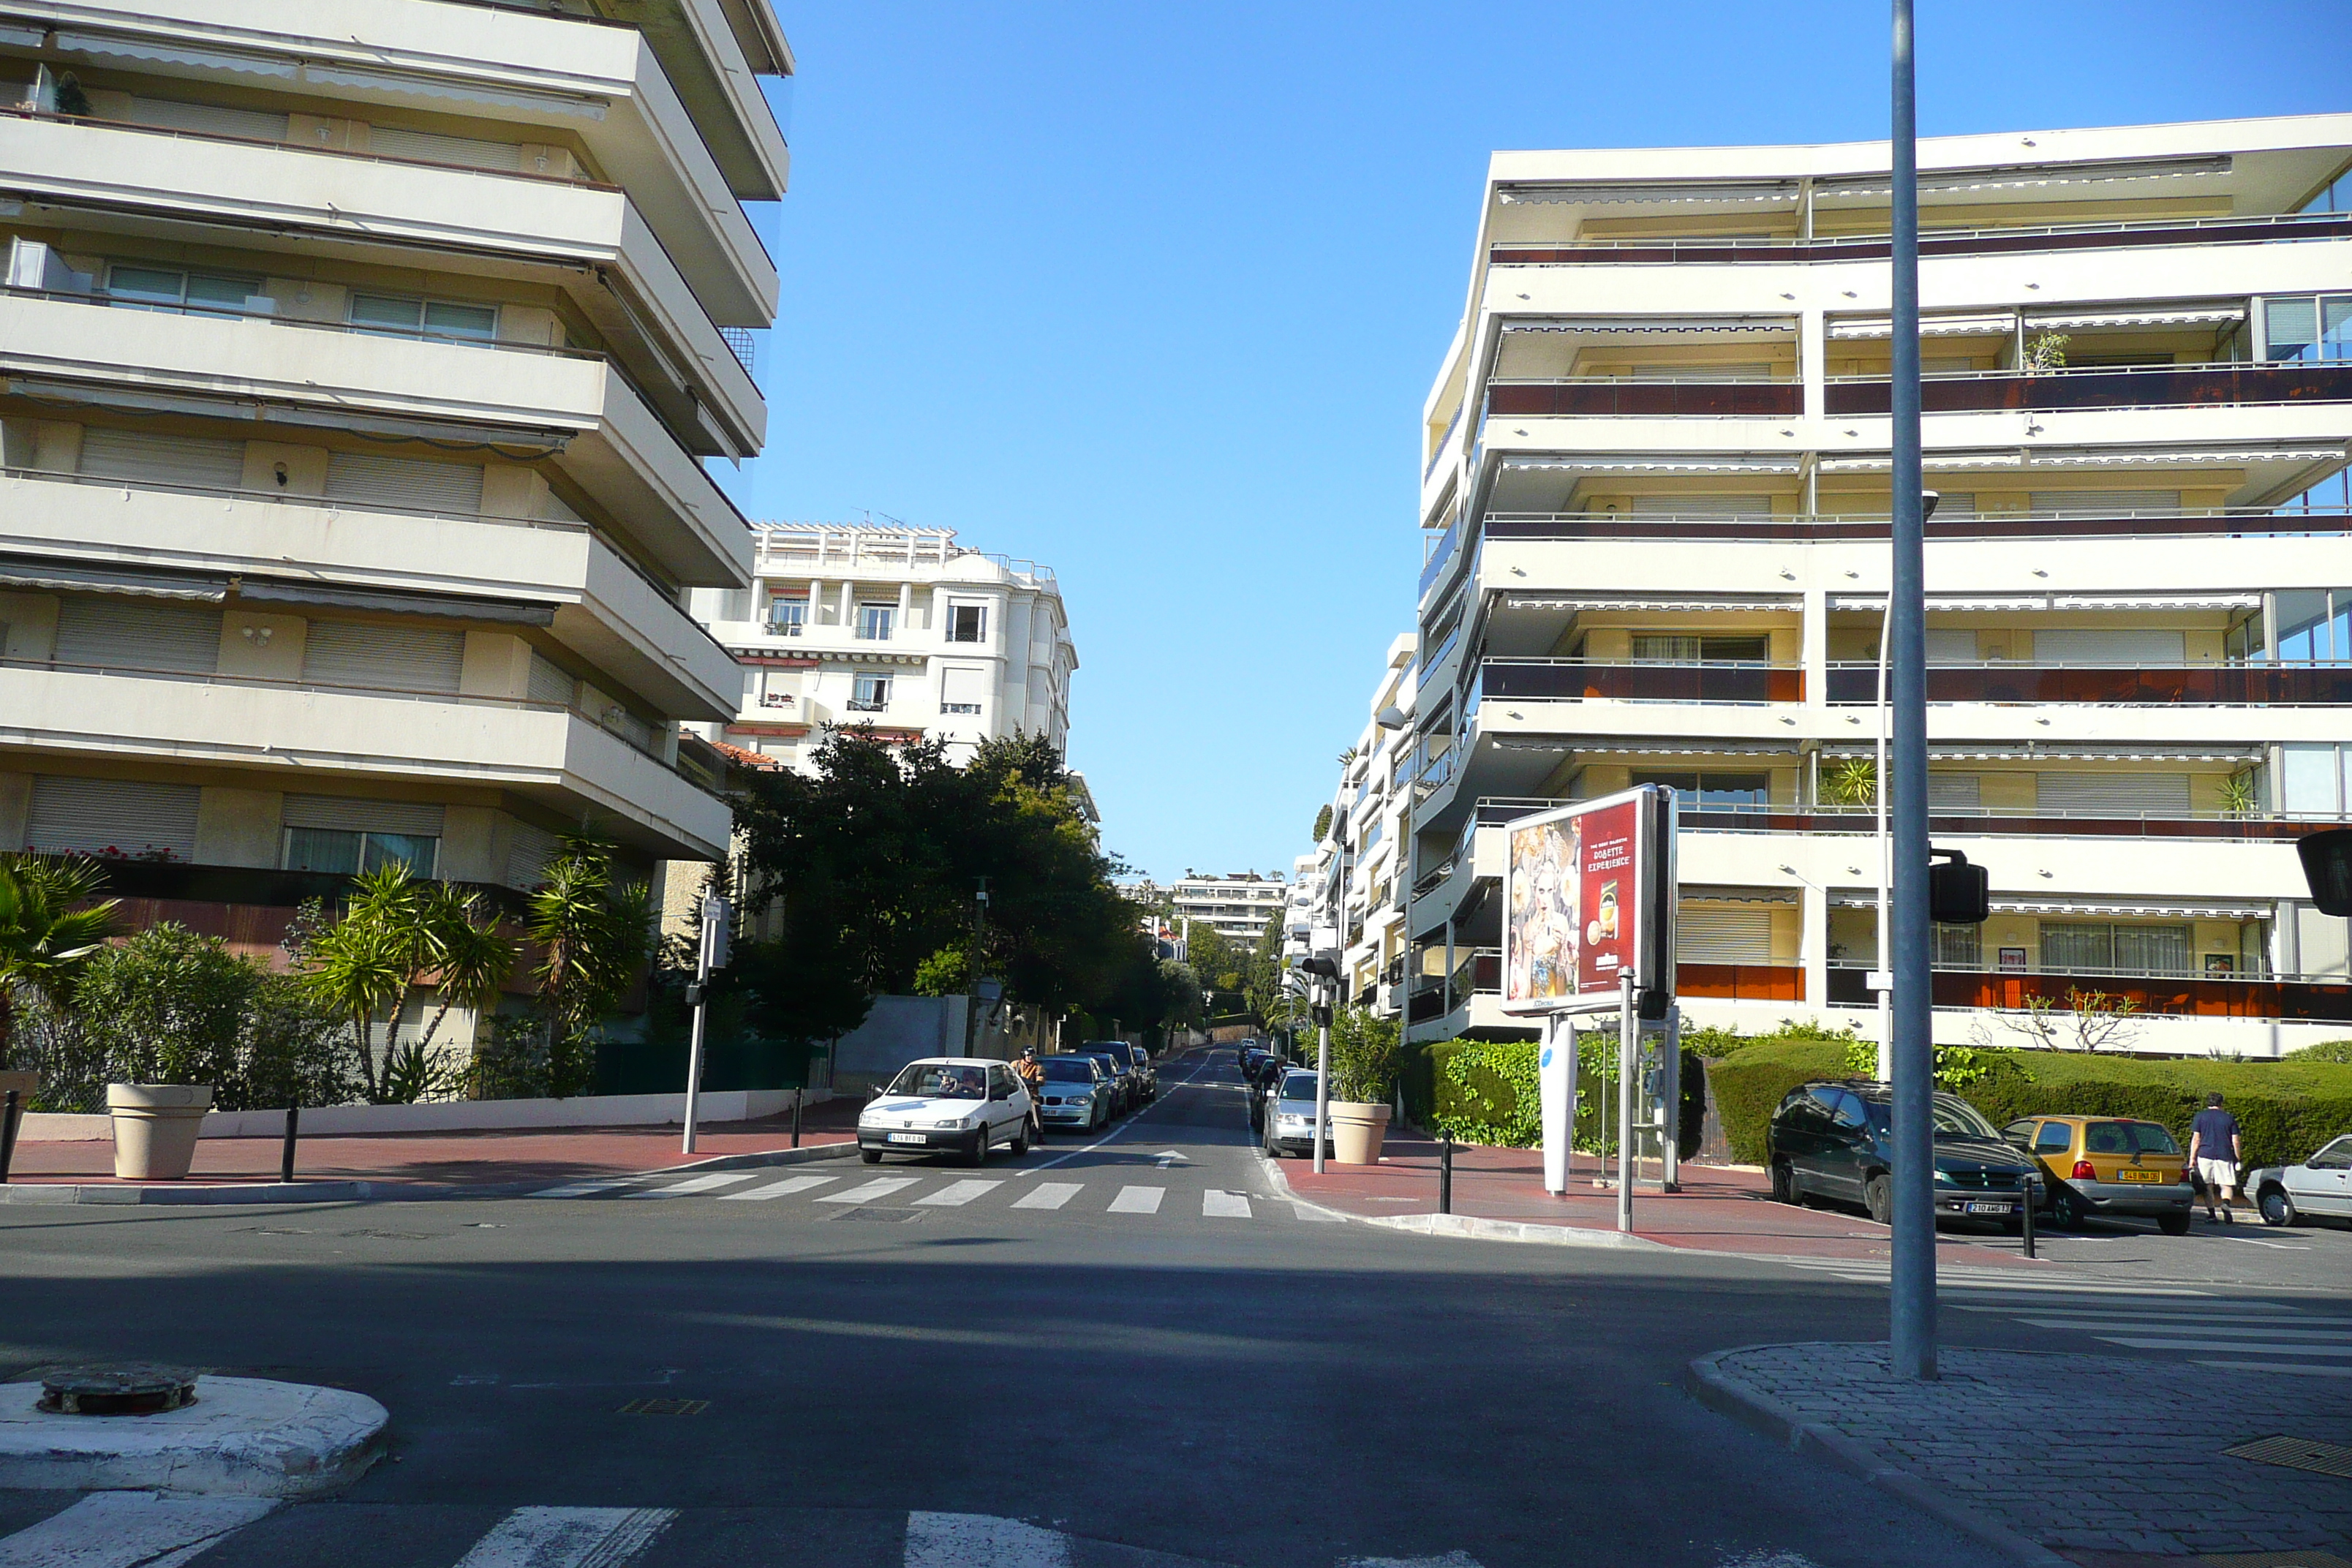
2001, 1115, 2193, 1234
1079, 1045, 1138, 1116
857, 1058, 1036, 1165
2246, 1134, 2352, 1226
1768, 1080, 2043, 1232
1118, 1043, 1159, 1103
1262, 1070, 1330, 1159
1034, 1053, 1115, 1133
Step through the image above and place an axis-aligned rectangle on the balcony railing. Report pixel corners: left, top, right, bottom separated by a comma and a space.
1482, 658, 1803, 704
1825, 661, 2352, 706
1488, 208, 2352, 266
1419, 521, 1461, 598
1678, 805, 2315, 842
1825, 359, 2352, 416
1488, 378, 1801, 418
1482, 505, 2352, 543
1827, 965, 2352, 1022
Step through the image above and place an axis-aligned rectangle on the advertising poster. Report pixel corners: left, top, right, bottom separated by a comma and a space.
1502, 788, 1656, 1014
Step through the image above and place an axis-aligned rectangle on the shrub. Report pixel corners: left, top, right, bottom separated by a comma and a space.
1327, 1007, 1400, 1103
2287, 1040, 2352, 1064
1702, 1035, 1855, 1164
1955, 1054, 2352, 1170
1406, 1032, 1707, 1157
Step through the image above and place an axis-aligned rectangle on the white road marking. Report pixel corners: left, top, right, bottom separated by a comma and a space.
2091, 1337, 2352, 1357
913, 1180, 1003, 1207
529, 1177, 645, 1199
1107, 1186, 1164, 1215
0, 1493, 276, 1568
1203, 1190, 1251, 1218
2015, 1319, 2349, 1338
1948, 1304, 2303, 1320
904, 1511, 1071, 1568
720, 1175, 840, 1201
818, 1177, 921, 1205
451, 1506, 676, 1568
627, 1172, 760, 1198
1011, 1183, 1082, 1210
1341, 1553, 1485, 1568
1293, 1202, 1347, 1223
2194, 1360, 2352, 1377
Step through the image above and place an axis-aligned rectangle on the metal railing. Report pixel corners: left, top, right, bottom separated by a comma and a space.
1480, 505, 2352, 543
0, 279, 606, 361
1488, 208, 2352, 265
1824, 358, 2352, 415
1825, 660, 2352, 706
1487, 378, 1802, 418
1480, 657, 1803, 704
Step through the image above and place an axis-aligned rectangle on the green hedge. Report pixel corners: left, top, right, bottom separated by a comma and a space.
1403, 1036, 1704, 1156
1701, 1038, 1853, 1164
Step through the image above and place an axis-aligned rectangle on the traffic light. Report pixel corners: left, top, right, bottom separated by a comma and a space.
1928, 848, 1990, 924
2299, 829, 2352, 917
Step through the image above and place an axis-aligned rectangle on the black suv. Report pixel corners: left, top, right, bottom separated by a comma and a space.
1768, 1079, 2046, 1232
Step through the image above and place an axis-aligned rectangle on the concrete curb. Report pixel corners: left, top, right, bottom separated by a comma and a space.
1681, 1346, 2072, 1568
0, 1140, 859, 1206
0, 1376, 386, 1497
1255, 1150, 1669, 1250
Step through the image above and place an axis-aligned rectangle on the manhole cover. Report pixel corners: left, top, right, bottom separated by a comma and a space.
341, 1230, 437, 1240
34, 1363, 200, 1416
2225, 1435, 2352, 1480
617, 1398, 708, 1416
829, 1207, 923, 1223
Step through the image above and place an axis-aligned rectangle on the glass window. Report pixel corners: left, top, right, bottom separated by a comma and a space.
1933, 922, 1981, 968
856, 604, 894, 641
108, 264, 258, 314
2273, 589, 2333, 661
361, 832, 437, 875
2084, 1121, 2131, 1155
2113, 924, 2190, 976
2282, 745, 2342, 816
2035, 1122, 2075, 1152
351, 293, 498, 342
1632, 769, 1769, 810
423, 300, 497, 340
2264, 295, 2352, 363
2039, 922, 2114, 973
2124, 1122, 2180, 1155
283, 828, 437, 876
948, 604, 986, 643
769, 600, 804, 636
850, 672, 889, 711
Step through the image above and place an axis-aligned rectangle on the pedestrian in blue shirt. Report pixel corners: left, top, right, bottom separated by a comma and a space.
2186, 1092, 2243, 1224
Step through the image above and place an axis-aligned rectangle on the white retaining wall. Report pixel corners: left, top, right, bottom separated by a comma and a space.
21, 1087, 825, 1142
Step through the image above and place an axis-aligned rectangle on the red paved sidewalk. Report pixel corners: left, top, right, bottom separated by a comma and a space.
1278, 1122, 2042, 1267
6, 1098, 858, 1191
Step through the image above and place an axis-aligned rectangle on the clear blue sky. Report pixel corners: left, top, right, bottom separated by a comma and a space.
715, 1, 2352, 882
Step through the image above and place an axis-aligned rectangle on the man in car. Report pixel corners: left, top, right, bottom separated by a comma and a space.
2187, 1091, 2244, 1224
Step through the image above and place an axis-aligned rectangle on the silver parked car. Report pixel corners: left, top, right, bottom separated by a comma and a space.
1261, 1071, 1330, 1160
1035, 1053, 1114, 1133
2247, 1134, 2352, 1226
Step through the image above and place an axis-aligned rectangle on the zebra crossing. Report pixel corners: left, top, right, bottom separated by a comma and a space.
527, 1166, 1300, 1222
1776, 1256, 2352, 1374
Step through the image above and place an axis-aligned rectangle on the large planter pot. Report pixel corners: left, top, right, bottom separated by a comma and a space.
107, 1084, 214, 1180
1328, 1101, 1392, 1165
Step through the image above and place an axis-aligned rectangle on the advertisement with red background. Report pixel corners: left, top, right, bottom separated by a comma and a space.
1502, 791, 1648, 1014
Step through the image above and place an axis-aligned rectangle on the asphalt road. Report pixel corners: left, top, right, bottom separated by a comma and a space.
0, 1047, 2337, 1568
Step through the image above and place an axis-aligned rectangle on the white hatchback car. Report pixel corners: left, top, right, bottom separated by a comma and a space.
856, 1058, 1037, 1166
2248, 1134, 2352, 1226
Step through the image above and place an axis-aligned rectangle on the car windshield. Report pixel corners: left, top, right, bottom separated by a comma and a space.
1041, 1059, 1096, 1082
1278, 1074, 1319, 1101
2089, 1120, 2179, 1155
1863, 1096, 2002, 1142
1088, 1055, 1126, 1074
885, 1063, 986, 1099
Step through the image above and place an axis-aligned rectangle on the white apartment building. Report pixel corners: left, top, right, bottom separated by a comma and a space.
0, 1, 784, 1014
687, 522, 1075, 772
1171, 872, 1289, 953
1407, 116, 2352, 1058
1312, 634, 1417, 1016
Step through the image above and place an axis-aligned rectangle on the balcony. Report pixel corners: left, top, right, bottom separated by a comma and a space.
1483, 505, 2352, 544
1482, 658, 1804, 704
1678, 804, 2316, 843
1488, 377, 1801, 419
1488, 209, 2352, 267
1826, 966, 2352, 1023
1825, 662, 2352, 706
1825, 360, 2352, 417
1417, 953, 1805, 1017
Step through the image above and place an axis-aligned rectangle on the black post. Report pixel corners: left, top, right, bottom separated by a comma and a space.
791, 1088, 803, 1150
280, 1104, 300, 1185
1439, 1134, 1454, 1215
2021, 1177, 2038, 1259
0, 1089, 20, 1184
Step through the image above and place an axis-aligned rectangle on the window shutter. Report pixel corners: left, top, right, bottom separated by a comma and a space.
78, 429, 246, 490
282, 794, 446, 836
26, 774, 200, 859
53, 598, 222, 673
128, 97, 289, 141
527, 652, 576, 708
2029, 490, 2180, 516
1924, 630, 1978, 663
2031, 628, 2186, 665
325, 451, 485, 515
2035, 773, 2191, 816
941, 666, 987, 706
1928, 774, 1981, 810
366, 126, 522, 170
1629, 494, 1773, 519
301, 622, 465, 694
1631, 363, 1774, 382
1675, 906, 1774, 964
505, 821, 559, 889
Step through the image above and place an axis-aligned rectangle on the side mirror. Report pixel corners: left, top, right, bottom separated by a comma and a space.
867, 1085, 883, 1101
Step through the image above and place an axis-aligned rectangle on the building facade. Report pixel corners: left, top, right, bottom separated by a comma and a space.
1171, 872, 1289, 953
687, 522, 1074, 772
1316, 635, 1416, 1017
1407, 116, 2352, 1058
0, 2, 788, 1006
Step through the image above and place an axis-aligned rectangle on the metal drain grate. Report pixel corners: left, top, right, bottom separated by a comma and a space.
616, 1398, 707, 1416
828, 1207, 923, 1223
2224, 1435, 2352, 1480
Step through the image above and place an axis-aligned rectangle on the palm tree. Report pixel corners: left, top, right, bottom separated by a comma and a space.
525, 837, 656, 1097
0, 854, 120, 1068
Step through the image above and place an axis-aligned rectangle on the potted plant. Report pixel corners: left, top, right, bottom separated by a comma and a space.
82, 924, 251, 1180
1325, 1006, 1401, 1164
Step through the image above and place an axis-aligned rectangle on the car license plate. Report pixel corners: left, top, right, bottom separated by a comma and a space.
887, 1132, 926, 1145
2116, 1169, 2163, 1183
1964, 1201, 2012, 1215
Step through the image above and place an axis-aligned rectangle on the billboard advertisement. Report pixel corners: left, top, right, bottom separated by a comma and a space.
1501, 785, 1676, 1016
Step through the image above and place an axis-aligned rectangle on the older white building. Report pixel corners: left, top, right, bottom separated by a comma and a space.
1408, 115, 2352, 1058
1170, 872, 1289, 953
0, 1, 785, 952
689, 522, 1074, 771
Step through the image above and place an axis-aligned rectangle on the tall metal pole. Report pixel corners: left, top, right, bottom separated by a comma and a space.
1313, 1000, 1332, 1174
1888, 0, 1938, 1382
682, 907, 714, 1156
1616, 970, 1636, 1232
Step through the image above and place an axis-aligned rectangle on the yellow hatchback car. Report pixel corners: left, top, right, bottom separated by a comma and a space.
2001, 1115, 2195, 1235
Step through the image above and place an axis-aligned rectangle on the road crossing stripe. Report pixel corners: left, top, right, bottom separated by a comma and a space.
1107, 1186, 1164, 1214
451, 1507, 676, 1568
2005, 1314, 2336, 1330
818, 1177, 921, 1205
529, 1177, 647, 1199
2194, 1360, 2352, 1377
1202, 1190, 1251, 1218
627, 1172, 759, 1198
903, 1511, 1071, 1568
1948, 1303, 2303, 1319
720, 1175, 840, 1201
913, 1180, 1003, 1207
1010, 1183, 1082, 1210
2089, 1337, 2352, 1356
0, 1493, 276, 1568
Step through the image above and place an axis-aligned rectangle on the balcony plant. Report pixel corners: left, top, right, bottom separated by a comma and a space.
1820, 756, 1877, 809
2216, 773, 2260, 818
2022, 331, 2070, 372
1325, 1006, 1401, 1163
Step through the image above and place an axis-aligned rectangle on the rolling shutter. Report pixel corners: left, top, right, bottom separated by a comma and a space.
2029, 490, 2180, 516
505, 821, 559, 889
2035, 773, 2191, 816
282, 795, 446, 836
941, 666, 987, 706
1629, 494, 1773, 519
53, 597, 222, 673
527, 652, 576, 708
366, 126, 522, 170
78, 429, 246, 490
128, 97, 289, 141
2031, 628, 2186, 665
301, 622, 465, 694
1924, 630, 1978, 663
325, 451, 485, 515
1676, 906, 1774, 964
1929, 774, 1981, 810
26, 774, 201, 859
1631, 363, 1774, 382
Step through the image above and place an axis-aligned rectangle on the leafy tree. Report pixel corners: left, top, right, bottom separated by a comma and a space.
1312, 804, 1332, 843
1186, 921, 1244, 1005
0, 853, 118, 1070
72, 922, 250, 1090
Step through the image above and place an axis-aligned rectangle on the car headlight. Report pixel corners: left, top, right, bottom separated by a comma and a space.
930, 1116, 971, 1129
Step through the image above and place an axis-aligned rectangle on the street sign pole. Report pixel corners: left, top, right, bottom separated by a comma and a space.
682, 895, 731, 1157
1888, 0, 1939, 1382
1660, 1005, 1681, 1193
1312, 987, 1332, 1174
1616, 969, 1636, 1233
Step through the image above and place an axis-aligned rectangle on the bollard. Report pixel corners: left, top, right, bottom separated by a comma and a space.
281, 1104, 300, 1185
791, 1088, 803, 1150
2021, 1177, 2037, 1259
1439, 1134, 1453, 1215
0, 1088, 18, 1184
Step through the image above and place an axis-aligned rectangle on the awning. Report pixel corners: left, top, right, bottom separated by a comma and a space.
1497, 181, 1801, 206
1504, 595, 1800, 612
1814, 156, 2233, 199
1499, 316, 1797, 335
1989, 899, 2272, 920
1827, 312, 2018, 339
0, 553, 227, 600
1817, 744, 2263, 763
1826, 592, 2260, 612
1820, 452, 2027, 473
2025, 306, 2244, 331
1682, 886, 1800, 905
235, 579, 555, 625
1488, 736, 1801, 757
1820, 445, 2343, 474
1500, 454, 1801, 475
